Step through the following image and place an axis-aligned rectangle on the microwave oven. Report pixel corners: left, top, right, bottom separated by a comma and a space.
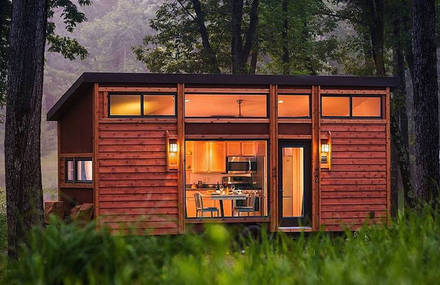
226, 156, 257, 174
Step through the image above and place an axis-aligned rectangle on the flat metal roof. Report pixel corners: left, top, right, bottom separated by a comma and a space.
47, 72, 398, 121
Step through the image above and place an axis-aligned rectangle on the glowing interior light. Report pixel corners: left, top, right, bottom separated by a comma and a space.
185, 99, 191, 103
321, 143, 330, 153
278, 100, 284, 104
169, 142, 178, 153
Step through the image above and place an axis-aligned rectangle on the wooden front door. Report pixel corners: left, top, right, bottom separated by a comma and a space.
278, 140, 312, 227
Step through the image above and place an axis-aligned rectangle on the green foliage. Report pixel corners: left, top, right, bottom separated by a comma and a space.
134, 0, 233, 73
2, 208, 440, 284
47, 0, 92, 60
258, 0, 338, 75
134, 0, 340, 75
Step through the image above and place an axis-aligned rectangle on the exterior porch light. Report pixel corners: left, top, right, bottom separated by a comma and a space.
169, 141, 178, 153
166, 131, 179, 171
320, 131, 332, 170
321, 143, 329, 153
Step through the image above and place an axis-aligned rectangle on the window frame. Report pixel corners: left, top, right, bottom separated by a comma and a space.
184, 93, 269, 119
65, 157, 93, 184
277, 94, 312, 119
108, 92, 177, 118
320, 94, 383, 119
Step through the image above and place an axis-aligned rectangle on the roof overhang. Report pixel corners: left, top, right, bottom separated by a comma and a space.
47, 72, 399, 121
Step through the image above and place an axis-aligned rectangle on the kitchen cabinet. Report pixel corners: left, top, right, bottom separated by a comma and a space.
210, 142, 226, 172
192, 141, 226, 173
226, 142, 241, 156
227, 141, 257, 156
241, 142, 256, 156
192, 141, 210, 173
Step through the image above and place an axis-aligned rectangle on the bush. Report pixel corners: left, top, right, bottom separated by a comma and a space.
2, 207, 440, 284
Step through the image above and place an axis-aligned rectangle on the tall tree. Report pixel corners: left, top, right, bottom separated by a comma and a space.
189, 0, 220, 73
0, 0, 11, 107
231, 0, 259, 74
5, 0, 91, 257
411, 0, 439, 203
5, 0, 48, 258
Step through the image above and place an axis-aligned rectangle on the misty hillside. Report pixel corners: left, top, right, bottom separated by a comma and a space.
0, 0, 163, 189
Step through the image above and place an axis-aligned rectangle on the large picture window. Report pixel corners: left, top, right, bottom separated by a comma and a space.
321, 95, 382, 118
185, 94, 267, 118
278, 95, 310, 118
109, 93, 176, 117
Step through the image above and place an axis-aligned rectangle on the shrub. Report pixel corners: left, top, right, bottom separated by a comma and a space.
2, 207, 440, 284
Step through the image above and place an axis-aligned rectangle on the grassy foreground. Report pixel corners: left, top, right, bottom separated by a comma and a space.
0, 207, 439, 284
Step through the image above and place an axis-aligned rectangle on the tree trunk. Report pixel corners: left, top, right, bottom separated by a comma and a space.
5, 0, 47, 257
367, 0, 385, 76
411, 0, 439, 204
391, 10, 414, 208
249, 32, 258, 74
281, 0, 289, 75
231, 0, 244, 74
231, 0, 259, 74
190, 0, 220, 73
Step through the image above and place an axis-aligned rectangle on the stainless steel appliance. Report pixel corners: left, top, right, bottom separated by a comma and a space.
226, 156, 257, 174
222, 175, 257, 189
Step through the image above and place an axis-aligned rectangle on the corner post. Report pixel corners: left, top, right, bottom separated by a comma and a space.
269, 84, 278, 232
177, 83, 185, 233
312, 85, 321, 231
93, 83, 100, 220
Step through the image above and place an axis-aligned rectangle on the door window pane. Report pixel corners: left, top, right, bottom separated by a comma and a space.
185, 94, 267, 117
282, 147, 304, 217
109, 95, 141, 116
76, 160, 93, 182
352, 97, 381, 117
278, 95, 310, 117
321, 96, 350, 117
143, 95, 175, 116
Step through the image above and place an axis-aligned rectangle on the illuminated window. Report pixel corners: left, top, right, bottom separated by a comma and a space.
109, 94, 141, 116
321, 96, 350, 117
185, 94, 267, 118
109, 94, 176, 117
278, 95, 310, 117
352, 97, 381, 117
144, 95, 175, 116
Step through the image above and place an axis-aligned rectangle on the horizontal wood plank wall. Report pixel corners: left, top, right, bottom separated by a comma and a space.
96, 86, 179, 235
319, 88, 388, 231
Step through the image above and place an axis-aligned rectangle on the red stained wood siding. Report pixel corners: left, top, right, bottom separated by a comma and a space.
95, 87, 179, 235
319, 122, 388, 230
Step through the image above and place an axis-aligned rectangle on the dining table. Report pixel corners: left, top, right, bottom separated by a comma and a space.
209, 193, 247, 217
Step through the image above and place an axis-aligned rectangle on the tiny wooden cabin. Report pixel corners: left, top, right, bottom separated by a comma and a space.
47, 73, 397, 234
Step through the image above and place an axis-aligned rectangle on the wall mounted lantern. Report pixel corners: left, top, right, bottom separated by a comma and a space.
320, 131, 332, 170
166, 131, 179, 171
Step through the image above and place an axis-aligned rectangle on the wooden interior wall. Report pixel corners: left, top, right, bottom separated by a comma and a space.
95, 86, 179, 235
319, 88, 389, 231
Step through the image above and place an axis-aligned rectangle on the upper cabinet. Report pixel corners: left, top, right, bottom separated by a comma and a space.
192, 141, 226, 173
226, 141, 257, 156
210, 142, 226, 173
226, 141, 241, 156
241, 142, 256, 156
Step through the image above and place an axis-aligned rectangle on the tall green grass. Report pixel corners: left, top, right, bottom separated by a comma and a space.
1, 207, 440, 284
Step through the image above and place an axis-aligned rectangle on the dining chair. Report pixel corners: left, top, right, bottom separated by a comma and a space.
233, 193, 257, 216
194, 192, 219, 218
